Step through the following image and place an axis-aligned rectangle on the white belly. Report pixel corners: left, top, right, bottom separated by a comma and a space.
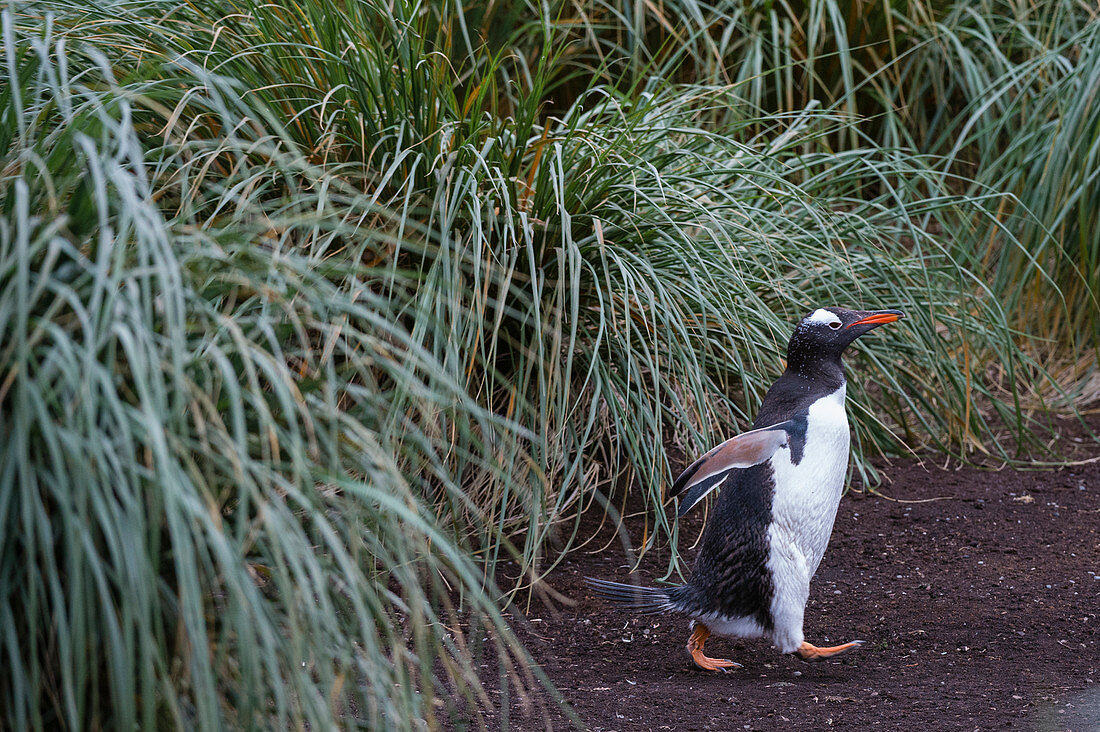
769, 384, 850, 573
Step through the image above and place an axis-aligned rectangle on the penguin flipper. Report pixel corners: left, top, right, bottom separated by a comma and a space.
675, 472, 729, 517
669, 420, 793, 516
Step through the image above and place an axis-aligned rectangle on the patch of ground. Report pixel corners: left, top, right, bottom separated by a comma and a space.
500, 430, 1100, 730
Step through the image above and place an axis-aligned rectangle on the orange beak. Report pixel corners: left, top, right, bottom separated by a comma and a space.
846, 310, 904, 329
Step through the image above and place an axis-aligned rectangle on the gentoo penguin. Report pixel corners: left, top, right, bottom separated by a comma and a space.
587, 306, 904, 670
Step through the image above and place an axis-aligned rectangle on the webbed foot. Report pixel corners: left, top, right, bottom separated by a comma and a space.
796, 639, 864, 661
688, 623, 743, 672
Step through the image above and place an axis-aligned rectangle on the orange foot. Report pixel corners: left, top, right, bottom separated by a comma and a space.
796, 639, 864, 661
687, 623, 742, 672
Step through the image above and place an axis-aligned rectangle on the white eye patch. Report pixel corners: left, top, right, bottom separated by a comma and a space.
804, 308, 842, 327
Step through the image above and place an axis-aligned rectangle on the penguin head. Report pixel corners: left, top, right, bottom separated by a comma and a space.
786, 307, 905, 371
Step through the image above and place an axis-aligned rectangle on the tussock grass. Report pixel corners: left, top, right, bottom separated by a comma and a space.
506, 0, 1100, 357
0, 21, 545, 730
901, 1, 1100, 351
2, 0, 1096, 728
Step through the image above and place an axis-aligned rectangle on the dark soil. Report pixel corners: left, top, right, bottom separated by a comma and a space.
500, 424, 1100, 730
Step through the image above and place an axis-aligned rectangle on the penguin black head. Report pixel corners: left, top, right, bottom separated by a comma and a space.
786, 306, 905, 373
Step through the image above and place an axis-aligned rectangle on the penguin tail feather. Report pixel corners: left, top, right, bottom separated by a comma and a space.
584, 577, 682, 614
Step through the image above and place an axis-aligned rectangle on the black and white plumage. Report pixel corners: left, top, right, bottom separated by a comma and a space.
586, 306, 904, 669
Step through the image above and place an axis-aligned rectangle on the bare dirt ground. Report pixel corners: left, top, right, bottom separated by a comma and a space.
498, 417, 1100, 731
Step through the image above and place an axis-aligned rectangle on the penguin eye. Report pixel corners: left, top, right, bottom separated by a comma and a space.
828, 321, 842, 330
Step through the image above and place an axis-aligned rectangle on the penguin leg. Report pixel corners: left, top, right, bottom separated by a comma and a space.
796, 639, 865, 661
687, 622, 742, 672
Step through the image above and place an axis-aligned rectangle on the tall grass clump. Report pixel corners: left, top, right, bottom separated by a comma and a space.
0, 18, 548, 730
479, 0, 1100, 411
506, 0, 1100, 356
39, 0, 1066, 532
897, 0, 1100, 354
